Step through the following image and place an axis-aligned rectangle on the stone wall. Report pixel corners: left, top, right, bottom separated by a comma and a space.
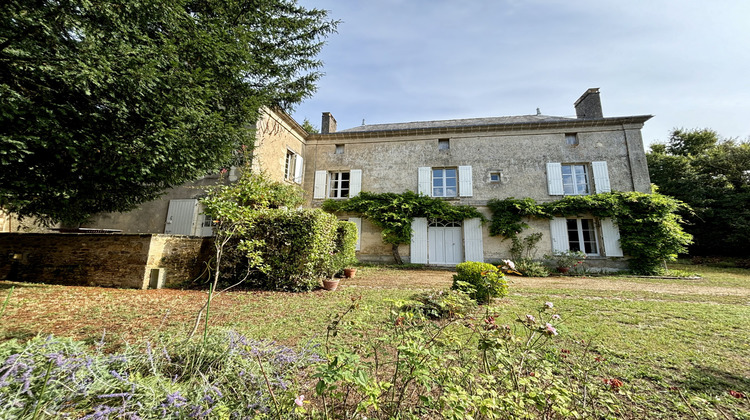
0, 233, 210, 289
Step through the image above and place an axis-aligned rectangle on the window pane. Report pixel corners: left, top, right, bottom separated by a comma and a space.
433, 169, 443, 178
445, 187, 456, 197
434, 178, 443, 187
446, 178, 456, 187
445, 169, 456, 178
433, 187, 443, 196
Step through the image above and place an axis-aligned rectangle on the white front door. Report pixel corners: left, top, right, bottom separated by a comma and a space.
428, 221, 463, 265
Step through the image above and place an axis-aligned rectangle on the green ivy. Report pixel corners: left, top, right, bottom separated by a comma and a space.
487, 192, 693, 275
322, 191, 484, 264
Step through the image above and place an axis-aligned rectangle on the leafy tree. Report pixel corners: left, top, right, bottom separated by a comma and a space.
647, 129, 750, 256
301, 118, 320, 134
0, 0, 336, 226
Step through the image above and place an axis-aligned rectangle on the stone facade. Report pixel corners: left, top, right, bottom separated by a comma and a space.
0, 233, 210, 288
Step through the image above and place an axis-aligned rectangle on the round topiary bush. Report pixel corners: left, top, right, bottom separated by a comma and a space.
451, 261, 509, 304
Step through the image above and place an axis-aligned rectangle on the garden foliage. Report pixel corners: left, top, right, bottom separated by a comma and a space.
487, 192, 693, 275
0, 331, 320, 418
0, 0, 337, 225
322, 191, 483, 264
201, 171, 356, 292
452, 261, 509, 304
648, 129, 750, 256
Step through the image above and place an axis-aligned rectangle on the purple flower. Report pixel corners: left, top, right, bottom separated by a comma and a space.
544, 323, 558, 336
525, 314, 536, 323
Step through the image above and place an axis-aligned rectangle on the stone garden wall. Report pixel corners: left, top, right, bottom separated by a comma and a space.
0, 233, 210, 289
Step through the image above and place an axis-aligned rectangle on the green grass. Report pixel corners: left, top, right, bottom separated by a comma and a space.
1, 263, 749, 418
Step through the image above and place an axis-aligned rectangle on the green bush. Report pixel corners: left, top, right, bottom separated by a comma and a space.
400, 289, 477, 319
452, 261, 509, 304
331, 220, 358, 275
515, 258, 550, 277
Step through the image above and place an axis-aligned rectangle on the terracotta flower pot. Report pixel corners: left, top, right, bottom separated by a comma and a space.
344, 268, 357, 279
557, 267, 570, 274
323, 279, 340, 291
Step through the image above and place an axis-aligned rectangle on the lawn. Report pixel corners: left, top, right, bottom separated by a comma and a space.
1, 262, 749, 418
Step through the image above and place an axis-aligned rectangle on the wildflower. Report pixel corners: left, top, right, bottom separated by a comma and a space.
561, 349, 571, 354
603, 378, 623, 390
551, 314, 561, 320
502, 259, 516, 270
544, 323, 558, 336
295, 395, 305, 407
729, 390, 746, 399
525, 314, 536, 324
544, 302, 554, 309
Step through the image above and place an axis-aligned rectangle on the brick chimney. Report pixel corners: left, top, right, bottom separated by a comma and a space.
321, 112, 337, 134
574, 88, 603, 119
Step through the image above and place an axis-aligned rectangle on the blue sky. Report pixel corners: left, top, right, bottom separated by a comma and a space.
292, 0, 750, 147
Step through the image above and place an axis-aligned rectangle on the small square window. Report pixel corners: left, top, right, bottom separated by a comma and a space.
438, 138, 450, 151
565, 133, 579, 146
335, 144, 344, 154
489, 171, 502, 182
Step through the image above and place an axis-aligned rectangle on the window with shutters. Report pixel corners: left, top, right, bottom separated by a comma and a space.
329, 172, 350, 198
432, 168, 457, 197
561, 164, 590, 195
566, 218, 599, 255
284, 151, 296, 181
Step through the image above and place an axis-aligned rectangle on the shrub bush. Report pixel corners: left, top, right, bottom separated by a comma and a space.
515, 258, 550, 277
331, 220, 358, 275
452, 261, 509, 304
400, 289, 477, 319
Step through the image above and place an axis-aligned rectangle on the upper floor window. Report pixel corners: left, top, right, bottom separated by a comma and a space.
547, 161, 610, 196
561, 164, 589, 195
432, 168, 457, 197
329, 172, 350, 198
335, 144, 344, 154
565, 133, 579, 146
313, 169, 362, 200
438, 138, 450, 151
284, 150, 296, 181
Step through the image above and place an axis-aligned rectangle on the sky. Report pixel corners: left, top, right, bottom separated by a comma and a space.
291, 0, 750, 147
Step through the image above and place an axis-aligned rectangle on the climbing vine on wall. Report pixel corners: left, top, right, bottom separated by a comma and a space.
322, 191, 484, 264
487, 192, 693, 275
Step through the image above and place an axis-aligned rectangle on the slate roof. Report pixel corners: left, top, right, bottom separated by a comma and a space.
338, 114, 575, 133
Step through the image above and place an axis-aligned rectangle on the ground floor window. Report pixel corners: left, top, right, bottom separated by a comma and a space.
566, 218, 599, 254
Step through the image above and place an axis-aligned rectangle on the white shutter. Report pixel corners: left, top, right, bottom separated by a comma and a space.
349, 169, 362, 196
592, 161, 611, 193
410, 217, 428, 264
549, 217, 569, 253
463, 218, 484, 262
349, 217, 362, 251
313, 170, 327, 199
547, 162, 564, 195
294, 155, 304, 184
165, 199, 198, 235
458, 165, 473, 197
418, 167, 431, 195
600, 218, 624, 257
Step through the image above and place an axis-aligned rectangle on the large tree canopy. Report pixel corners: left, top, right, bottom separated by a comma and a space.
0, 0, 336, 225
647, 129, 750, 256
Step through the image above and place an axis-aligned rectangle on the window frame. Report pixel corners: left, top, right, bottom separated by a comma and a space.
328, 171, 351, 199
566, 218, 600, 255
284, 150, 296, 181
561, 164, 590, 195
565, 133, 579, 146
431, 167, 458, 198
438, 138, 450, 151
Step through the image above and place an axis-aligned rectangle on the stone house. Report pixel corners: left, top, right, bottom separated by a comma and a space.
84, 88, 651, 268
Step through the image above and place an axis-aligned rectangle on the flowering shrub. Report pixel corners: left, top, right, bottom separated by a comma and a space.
545, 250, 587, 273
452, 261, 509, 304
0, 331, 320, 419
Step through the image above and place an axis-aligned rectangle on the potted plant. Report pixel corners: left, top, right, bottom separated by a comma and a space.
344, 267, 357, 278
545, 250, 587, 274
322, 278, 340, 291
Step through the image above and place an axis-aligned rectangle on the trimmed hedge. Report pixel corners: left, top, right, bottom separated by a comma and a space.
218, 209, 357, 292
452, 261, 508, 304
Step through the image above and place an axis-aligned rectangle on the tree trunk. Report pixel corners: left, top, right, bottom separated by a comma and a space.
391, 243, 403, 265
